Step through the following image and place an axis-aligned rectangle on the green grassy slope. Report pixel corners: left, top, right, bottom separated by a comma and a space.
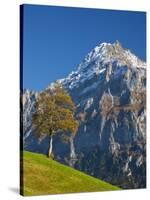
21, 151, 120, 196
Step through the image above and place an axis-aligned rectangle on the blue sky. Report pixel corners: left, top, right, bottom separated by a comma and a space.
22, 4, 146, 91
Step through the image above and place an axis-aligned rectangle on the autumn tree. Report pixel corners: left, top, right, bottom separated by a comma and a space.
32, 84, 78, 158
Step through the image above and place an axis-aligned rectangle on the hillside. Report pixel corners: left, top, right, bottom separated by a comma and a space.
21, 151, 120, 196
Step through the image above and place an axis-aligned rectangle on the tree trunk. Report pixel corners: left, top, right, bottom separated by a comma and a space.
48, 135, 53, 158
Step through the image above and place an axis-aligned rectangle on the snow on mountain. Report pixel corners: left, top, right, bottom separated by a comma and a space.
21, 89, 38, 141
46, 41, 146, 90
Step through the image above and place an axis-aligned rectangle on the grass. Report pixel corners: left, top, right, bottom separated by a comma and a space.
21, 151, 120, 196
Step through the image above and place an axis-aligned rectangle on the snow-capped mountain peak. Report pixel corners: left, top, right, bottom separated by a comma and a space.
78, 40, 145, 70
52, 41, 146, 90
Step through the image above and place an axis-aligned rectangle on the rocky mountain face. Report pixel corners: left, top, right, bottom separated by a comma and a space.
21, 41, 146, 189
